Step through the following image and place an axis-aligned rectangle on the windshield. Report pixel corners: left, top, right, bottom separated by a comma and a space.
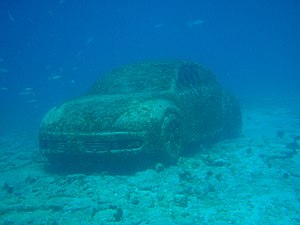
88, 61, 176, 94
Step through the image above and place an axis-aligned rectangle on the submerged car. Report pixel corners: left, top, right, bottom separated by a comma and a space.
39, 60, 241, 165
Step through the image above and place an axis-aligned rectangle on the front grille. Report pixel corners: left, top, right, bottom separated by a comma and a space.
40, 132, 144, 154
83, 139, 143, 153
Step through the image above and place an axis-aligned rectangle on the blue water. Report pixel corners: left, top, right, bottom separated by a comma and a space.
1, 0, 300, 130
1, 1, 300, 224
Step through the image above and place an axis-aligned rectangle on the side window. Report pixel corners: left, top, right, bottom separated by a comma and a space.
176, 63, 214, 89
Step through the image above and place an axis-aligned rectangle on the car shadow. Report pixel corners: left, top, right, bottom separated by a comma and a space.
42, 154, 168, 176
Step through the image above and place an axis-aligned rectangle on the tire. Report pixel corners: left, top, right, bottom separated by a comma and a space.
160, 114, 184, 163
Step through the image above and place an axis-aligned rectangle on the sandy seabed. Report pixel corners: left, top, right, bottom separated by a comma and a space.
0, 99, 299, 225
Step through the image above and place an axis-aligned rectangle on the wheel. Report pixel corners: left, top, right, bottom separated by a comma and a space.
160, 114, 184, 163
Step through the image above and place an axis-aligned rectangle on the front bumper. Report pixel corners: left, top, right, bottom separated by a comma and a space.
39, 131, 146, 156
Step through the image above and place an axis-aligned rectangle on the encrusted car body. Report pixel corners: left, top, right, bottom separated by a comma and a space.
39, 60, 241, 164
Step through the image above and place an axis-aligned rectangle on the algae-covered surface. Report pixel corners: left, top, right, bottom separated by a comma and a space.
0, 99, 299, 224
39, 61, 241, 161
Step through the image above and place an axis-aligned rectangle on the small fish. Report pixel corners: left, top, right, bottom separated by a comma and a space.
70, 79, 75, 84
154, 23, 163, 29
0, 67, 8, 73
1, 87, 8, 91
0, 58, 4, 63
8, 10, 15, 22
48, 75, 62, 80
187, 19, 205, 28
28, 18, 34, 25
19, 87, 35, 96
76, 49, 82, 57
86, 36, 94, 46
27, 99, 37, 103
48, 10, 54, 17
19, 91, 34, 96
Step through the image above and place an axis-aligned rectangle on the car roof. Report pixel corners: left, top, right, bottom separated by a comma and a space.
87, 60, 214, 95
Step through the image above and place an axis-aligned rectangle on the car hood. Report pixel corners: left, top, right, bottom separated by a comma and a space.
40, 93, 176, 134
